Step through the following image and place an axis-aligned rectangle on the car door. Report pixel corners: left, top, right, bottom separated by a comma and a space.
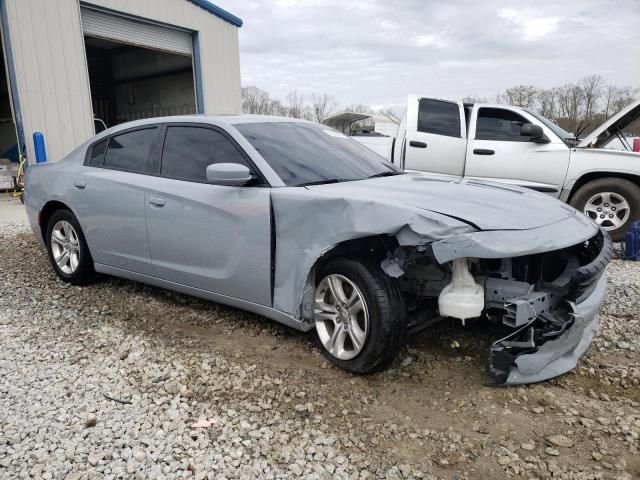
465, 106, 571, 196
402, 95, 467, 177
143, 124, 272, 306
73, 126, 161, 275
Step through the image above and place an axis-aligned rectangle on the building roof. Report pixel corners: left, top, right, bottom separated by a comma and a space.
187, 0, 243, 27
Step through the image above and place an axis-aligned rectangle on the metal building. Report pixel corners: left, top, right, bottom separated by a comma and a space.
0, 0, 242, 165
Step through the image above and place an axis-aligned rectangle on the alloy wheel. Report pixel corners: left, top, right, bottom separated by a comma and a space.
50, 220, 81, 275
583, 191, 630, 231
314, 273, 369, 360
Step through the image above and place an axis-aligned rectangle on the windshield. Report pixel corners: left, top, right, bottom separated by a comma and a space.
525, 109, 574, 145
235, 122, 400, 186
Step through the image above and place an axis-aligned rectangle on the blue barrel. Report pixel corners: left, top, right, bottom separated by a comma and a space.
33, 131, 47, 163
624, 221, 640, 261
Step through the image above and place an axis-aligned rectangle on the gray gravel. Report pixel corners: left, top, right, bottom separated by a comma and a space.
1, 219, 639, 479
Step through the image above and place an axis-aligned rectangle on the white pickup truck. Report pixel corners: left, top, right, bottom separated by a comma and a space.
354, 96, 640, 240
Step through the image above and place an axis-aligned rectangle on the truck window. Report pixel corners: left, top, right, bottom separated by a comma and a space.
476, 108, 531, 142
417, 99, 461, 138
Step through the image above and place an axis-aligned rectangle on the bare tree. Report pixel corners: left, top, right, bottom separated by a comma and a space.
536, 88, 557, 120
286, 90, 307, 119
310, 92, 337, 123
580, 75, 604, 122
498, 85, 538, 108
555, 83, 585, 134
241, 86, 273, 114
343, 103, 372, 114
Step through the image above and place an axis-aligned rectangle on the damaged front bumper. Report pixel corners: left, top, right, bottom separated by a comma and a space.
486, 228, 612, 385
488, 273, 606, 384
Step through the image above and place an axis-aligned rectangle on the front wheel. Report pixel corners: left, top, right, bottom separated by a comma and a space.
570, 177, 640, 241
314, 258, 406, 373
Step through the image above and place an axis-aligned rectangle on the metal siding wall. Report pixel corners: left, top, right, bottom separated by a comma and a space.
5, 0, 93, 164
84, 0, 241, 114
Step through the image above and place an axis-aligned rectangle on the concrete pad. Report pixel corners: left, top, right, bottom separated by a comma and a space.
0, 194, 27, 223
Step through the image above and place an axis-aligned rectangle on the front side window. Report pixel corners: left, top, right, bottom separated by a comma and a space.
417, 99, 461, 137
476, 108, 531, 142
160, 126, 252, 183
103, 127, 158, 173
235, 122, 400, 186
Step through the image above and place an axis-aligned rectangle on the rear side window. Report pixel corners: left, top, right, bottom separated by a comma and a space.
89, 139, 108, 166
476, 108, 529, 141
103, 128, 158, 173
417, 99, 461, 137
160, 126, 251, 182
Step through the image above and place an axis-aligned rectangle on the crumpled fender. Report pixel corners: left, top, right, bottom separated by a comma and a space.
270, 188, 473, 317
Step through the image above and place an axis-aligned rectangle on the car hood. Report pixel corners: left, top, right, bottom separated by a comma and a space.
306, 174, 578, 231
578, 100, 640, 149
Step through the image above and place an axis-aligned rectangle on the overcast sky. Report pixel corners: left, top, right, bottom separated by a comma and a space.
215, 0, 640, 108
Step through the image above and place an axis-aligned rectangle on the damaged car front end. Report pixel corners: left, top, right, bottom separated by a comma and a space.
389, 217, 612, 385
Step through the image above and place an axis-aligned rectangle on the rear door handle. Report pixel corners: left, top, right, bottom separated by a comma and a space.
473, 148, 495, 155
148, 196, 165, 207
73, 180, 86, 189
409, 141, 427, 148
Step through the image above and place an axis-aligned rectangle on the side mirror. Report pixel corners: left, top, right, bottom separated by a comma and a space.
520, 123, 549, 143
205, 163, 253, 186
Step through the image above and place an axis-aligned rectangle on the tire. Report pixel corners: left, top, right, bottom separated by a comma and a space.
314, 257, 406, 374
570, 177, 640, 242
45, 209, 95, 284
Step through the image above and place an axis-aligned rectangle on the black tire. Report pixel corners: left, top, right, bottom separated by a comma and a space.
314, 257, 406, 373
570, 177, 640, 242
45, 209, 95, 284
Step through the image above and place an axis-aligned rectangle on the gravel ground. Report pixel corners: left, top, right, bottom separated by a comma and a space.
1, 219, 639, 480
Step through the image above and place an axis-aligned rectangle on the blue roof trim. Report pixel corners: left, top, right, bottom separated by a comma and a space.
186, 0, 243, 27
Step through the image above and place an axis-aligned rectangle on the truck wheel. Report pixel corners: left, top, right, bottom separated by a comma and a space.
570, 177, 640, 241
314, 257, 406, 373
46, 209, 95, 284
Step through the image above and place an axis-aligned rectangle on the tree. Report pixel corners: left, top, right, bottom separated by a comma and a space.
344, 103, 372, 114
555, 83, 585, 134
286, 90, 307, 119
580, 75, 604, 122
498, 85, 538, 108
536, 88, 557, 120
310, 93, 337, 123
241, 86, 273, 115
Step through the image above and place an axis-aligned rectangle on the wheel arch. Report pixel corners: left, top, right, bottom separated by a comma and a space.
39, 200, 77, 242
568, 172, 640, 203
312, 234, 399, 274
298, 234, 400, 322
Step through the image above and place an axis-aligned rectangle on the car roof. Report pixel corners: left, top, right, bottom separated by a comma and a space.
100, 114, 312, 135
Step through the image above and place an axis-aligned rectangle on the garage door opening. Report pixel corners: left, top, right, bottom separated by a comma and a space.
0, 27, 19, 189
84, 36, 197, 131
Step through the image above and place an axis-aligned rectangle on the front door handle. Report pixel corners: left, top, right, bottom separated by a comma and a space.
409, 140, 427, 148
73, 180, 86, 189
148, 196, 165, 207
473, 148, 495, 155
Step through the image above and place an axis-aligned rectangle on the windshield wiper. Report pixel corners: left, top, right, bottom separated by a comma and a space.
296, 179, 345, 187
366, 171, 403, 179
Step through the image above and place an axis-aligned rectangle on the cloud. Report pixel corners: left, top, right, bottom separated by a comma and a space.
215, 0, 640, 107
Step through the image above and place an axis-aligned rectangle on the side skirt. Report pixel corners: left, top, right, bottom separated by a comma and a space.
94, 264, 313, 332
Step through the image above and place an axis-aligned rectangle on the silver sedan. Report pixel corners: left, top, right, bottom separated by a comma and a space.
25, 116, 612, 383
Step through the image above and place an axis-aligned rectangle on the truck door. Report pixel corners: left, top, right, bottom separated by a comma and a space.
403, 95, 467, 177
465, 106, 571, 197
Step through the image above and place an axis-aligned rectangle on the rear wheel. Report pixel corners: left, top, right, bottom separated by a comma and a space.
570, 177, 640, 241
46, 209, 95, 284
314, 258, 406, 373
